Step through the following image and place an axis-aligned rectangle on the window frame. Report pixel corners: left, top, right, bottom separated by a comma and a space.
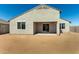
60, 23, 65, 29
17, 22, 26, 30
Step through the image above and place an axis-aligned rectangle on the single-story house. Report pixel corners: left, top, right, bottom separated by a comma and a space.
0, 19, 9, 34
10, 4, 71, 35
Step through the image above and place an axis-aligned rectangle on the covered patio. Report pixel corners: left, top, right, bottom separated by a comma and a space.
33, 22, 60, 35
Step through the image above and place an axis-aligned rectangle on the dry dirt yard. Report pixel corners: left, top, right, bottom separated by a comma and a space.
0, 32, 79, 54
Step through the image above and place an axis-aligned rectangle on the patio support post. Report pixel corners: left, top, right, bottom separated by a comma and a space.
57, 21, 60, 35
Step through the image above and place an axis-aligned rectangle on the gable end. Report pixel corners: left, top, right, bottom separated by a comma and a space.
9, 4, 61, 22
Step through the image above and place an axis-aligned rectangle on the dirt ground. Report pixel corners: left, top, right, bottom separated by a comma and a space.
0, 32, 79, 54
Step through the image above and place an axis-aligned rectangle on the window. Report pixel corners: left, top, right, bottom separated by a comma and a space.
17, 22, 26, 29
60, 23, 65, 29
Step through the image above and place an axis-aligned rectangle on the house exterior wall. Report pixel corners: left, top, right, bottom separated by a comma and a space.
10, 5, 70, 35
33, 22, 36, 34
0, 24, 9, 34
10, 19, 33, 34
26, 7, 60, 22
60, 19, 70, 33
50, 22, 57, 33
10, 5, 60, 34
57, 21, 60, 35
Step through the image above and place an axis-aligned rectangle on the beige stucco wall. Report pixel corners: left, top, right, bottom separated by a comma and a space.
50, 22, 57, 33
10, 19, 33, 34
60, 19, 70, 33
10, 5, 60, 34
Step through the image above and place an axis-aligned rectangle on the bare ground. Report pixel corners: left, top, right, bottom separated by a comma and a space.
0, 32, 79, 54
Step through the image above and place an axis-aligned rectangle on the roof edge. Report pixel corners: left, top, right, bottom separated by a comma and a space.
61, 18, 71, 23
0, 19, 9, 24
9, 4, 61, 22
